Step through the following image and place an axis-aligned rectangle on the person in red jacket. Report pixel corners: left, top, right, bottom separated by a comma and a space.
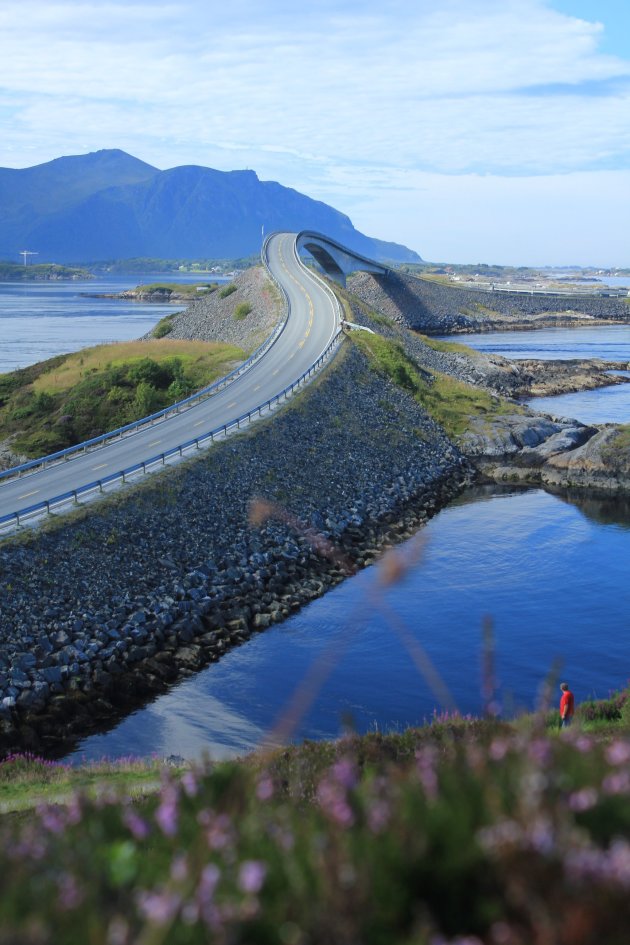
559, 682, 575, 728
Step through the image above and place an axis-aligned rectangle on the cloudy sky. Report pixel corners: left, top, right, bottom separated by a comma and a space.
1, 0, 629, 265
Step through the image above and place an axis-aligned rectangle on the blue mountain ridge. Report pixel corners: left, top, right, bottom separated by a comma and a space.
0, 149, 421, 264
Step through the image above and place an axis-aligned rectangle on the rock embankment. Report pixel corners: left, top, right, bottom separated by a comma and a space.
144, 267, 281, 351
348, 271, 630, 334
0, 343, 471, 755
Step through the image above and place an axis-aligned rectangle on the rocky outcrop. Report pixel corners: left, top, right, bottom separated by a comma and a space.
509, 359, 630, 397
541, 427, 630, 492
0, 437, 27, 472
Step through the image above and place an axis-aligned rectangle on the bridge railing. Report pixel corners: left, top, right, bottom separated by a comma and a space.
0, 329, 344, 533
0, 253, 290, 487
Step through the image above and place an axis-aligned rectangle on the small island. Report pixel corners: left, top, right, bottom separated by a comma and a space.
0, 261, 93, 281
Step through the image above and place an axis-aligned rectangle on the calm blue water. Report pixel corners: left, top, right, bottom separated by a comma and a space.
443, 325, 630, 361
0, 273, 220, 374
71, 486, 630, 763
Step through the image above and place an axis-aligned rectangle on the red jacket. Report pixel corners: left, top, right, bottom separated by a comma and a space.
560, 690, 574, 719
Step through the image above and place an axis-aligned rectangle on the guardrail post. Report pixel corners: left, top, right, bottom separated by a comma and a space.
73, 490, 79, 505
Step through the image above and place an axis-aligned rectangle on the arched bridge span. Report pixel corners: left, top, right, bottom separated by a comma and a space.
296, 230, 389, 287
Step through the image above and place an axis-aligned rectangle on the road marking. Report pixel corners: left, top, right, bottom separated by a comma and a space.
92, 463, 108, 471
272, 368, 279, 375
298, 340, 305, 348
148, 440, 162, 447
193, 420, 205, 427
288, 353, 295, 360
228, 401, 237, 408
253, 384, 261, 391
18, 489, 39, 500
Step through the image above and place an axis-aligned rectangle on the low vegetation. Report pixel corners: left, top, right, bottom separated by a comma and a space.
131, 282, 216, 298
0, 339, 245, 458
351, 332, 519, 437
219, 283, 238, 299
1, 689, 630, 943
233, 301, 253, 320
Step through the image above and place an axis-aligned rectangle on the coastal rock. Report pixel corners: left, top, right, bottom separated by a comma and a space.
542, 427, 630, 492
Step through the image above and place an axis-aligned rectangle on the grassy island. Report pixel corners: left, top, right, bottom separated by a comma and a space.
0, 339, 245, 457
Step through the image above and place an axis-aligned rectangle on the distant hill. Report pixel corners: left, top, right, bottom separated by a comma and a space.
0, 149, 421, 265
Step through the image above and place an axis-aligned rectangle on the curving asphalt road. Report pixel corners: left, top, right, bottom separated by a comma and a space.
0, 232, 340, 526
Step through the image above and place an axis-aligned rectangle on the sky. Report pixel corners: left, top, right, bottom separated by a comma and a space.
0, 0, 629, 266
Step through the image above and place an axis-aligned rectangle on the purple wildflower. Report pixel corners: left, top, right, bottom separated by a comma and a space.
137, 889, 181, 924
123, 810, 150, 841
181, 770, 198, 797
606, 741, 630, 766
155, 786, 179, 838
256, 775, 275, 801
568, 787, 598, 812
238, 860, 267, 895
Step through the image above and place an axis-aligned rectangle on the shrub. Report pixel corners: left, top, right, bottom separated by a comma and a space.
219, 283, 238, 298
234, 301, 253, 321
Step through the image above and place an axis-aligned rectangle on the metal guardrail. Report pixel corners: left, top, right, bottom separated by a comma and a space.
0, 234, 344, 533
0, 248, 290, 487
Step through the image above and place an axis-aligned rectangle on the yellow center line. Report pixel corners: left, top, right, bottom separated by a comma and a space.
18, 489, 39, 500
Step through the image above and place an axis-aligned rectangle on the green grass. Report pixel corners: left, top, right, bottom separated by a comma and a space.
219, 283, 238, 299
0, 339, 245, 457
351, 332, 520, 437
601, 424, 630, 464
233, 301, 252, 320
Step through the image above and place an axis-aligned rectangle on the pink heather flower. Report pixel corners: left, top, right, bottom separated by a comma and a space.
196, 864, 221, 927
238, 860, 267, 895
181, 771, 198, 797
602, 770, 630, 796
256, 776, 275, 801
137, 890, 181, 925
415, 748, 438, 800
38, 805, 66, 835
332, 758, 358, 790
526, 816, 554, 855
568, 788, 599, 812
155, 786, 179, 838
367, 799, 391, 834
527, 739, 553, 767
206, 813, 233, 851
606, 741, 630, 766
316, 779, 355, 828
170, 855, 189, 883
574, 735, 593, 754
124, 810, 150, 841
489, 739, 509, 761
57, 872, 84, 911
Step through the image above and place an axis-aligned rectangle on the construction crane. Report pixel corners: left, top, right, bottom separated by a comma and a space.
19, 250, 38, 266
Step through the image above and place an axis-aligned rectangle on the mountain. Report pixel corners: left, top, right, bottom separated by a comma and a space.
0, 150, 421, 264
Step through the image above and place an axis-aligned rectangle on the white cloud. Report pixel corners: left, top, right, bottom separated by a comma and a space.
1, 0, 629, 263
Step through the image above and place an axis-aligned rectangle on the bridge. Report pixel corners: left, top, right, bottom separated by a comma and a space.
296, 230, 389, 287
0, 231, 391, 532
